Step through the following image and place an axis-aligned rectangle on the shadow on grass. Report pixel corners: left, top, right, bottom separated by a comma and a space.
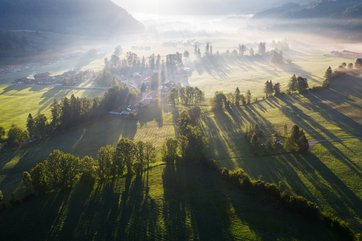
0, 116, 138, 195
138, 104, 163, 128
162, 162, 344, 241
279, 95, 362, 178
0, 172, 160, 241
201, 95, 362, 232
0, 164, 350, 241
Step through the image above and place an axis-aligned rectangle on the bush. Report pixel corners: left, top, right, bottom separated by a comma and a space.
7, 126, 28, 148
212, 165, 356, 240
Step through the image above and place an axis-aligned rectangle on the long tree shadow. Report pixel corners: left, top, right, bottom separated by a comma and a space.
292, 153, 362, 231
162, 160, 188, 241
200, 112, 234, 164
0, 116, 138, 180
0, 169, 161, 241
305, 92, 362, 137
279, 96, 362, 177
163, 161, 344, 241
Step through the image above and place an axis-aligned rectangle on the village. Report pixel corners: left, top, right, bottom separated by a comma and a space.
106, 50, 193, 118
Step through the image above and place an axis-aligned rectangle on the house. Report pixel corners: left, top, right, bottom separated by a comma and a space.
34, 72, 50, 80
109, 105, 137, 118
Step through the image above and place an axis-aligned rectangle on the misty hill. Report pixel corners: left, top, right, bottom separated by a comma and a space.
254, 0, 362, 19
0, 0, 144, 35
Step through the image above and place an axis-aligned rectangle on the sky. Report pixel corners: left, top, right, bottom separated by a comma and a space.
113, 0, 310, 15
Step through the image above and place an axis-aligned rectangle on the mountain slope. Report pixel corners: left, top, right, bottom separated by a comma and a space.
0, 0, 144, 35
255, 0, 362, 19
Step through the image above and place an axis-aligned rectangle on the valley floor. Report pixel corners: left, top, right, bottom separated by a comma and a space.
0, 63, 361, 238
0, 165, 347, 241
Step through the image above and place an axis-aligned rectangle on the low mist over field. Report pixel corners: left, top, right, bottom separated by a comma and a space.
0, 1, 361, 241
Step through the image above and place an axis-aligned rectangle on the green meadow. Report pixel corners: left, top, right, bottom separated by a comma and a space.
0, 84, 105, 131
189, 52, 350, 98
200, 73, 362, 231
0, 112, 175, 198
0, 53, 361, 238
0, 165, 347, 241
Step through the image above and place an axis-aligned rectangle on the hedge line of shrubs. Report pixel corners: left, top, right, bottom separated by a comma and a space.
203, 160, 359, 241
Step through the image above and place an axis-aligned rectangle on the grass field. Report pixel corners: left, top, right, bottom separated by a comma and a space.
0, 43, 361, 238
0, 84, 105, 131
0, 112, 175, 200
0, 164, 347, 241
200, 72, 362, 231
189, 51, 351, 98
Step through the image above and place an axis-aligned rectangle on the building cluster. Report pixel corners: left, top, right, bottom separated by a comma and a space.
13, 70, 95, 86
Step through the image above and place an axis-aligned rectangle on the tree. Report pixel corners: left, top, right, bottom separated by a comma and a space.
0, 190, 3, 204
323, 66, 333, 88
144, 142, 156, 169
135, 141, 146, 175
355, 58, 362, 69
162, 138, 179, 163
188, 106, 202, 125
177, 113, 191, 139
97, 145, 115, 178
27, 113, 35, 139
246, 90, 252, 105
249, 48, 254, 56
235, 87, 241, 106
34, 114, 49, 139
29, 150, 90, 193
258, 42, 266, 55
297, 130, 309, 152
179, 87, 186, 105
30, 161, 50, 193
239, 44, 246, 56
339, 62, 347, 69
80, 156, 96, 181
169, 88, 179, 105
179, 125, 206, 163
212, 92, 227, 111
288, 74, 298, 92
271, 50, 284, 64
193, 87, 204, 105
0, 126, 5, 140
296, 77, 309, 93
70, 94, 81, 120
23, 171, 33, 192
240, 94, 246, 106
116, 138, 136, 176
7, 126, 27, 147
284, 125, 309, 153
144, 142, 156, 191
274, 82, 281, 96
264, 80, 274, 97
47, 150, 81, 189
51, 99, 61, 128
61, 97, 72, 125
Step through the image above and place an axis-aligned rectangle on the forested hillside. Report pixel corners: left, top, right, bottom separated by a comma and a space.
255, 0, 362, 19
0, 0, 143, 35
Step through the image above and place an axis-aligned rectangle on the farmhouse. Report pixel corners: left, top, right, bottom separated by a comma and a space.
34, 72, 50, 81
109, 105, 137, 118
